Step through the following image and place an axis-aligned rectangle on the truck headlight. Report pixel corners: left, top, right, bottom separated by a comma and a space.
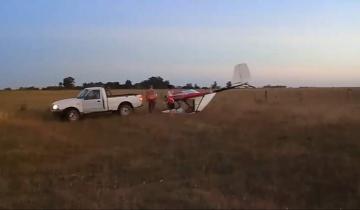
52, 104, 59, 110
137, 95, 143, 102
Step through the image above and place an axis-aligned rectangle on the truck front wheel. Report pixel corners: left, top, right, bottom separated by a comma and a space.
119, 104, 133, 116
65, 109, 80, 121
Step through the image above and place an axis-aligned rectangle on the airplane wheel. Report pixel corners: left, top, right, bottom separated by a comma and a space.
119, 104, 133, 116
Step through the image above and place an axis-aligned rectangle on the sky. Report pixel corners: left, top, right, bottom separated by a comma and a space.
0, 0, 359, 88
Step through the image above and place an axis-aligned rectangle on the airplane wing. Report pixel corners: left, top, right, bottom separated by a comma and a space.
193, 93, 216, 112
169, 89, 209, 101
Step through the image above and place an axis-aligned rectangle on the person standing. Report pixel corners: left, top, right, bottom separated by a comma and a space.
166, 95, 175, 110
145, 85, 158, 113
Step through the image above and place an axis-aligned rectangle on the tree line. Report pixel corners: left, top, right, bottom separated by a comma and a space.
3, 76, 224, 91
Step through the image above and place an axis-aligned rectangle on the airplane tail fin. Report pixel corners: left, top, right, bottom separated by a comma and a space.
232, 63, 251, 85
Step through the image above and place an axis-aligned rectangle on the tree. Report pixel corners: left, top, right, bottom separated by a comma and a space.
105, 82, 121, 89
63, 77, 75, 88
19, 86, 39, 90
167, 84, 175, 89
136, 76, 171, 89
194, 84, 200, 89
83, 82, 105, 88
183, 83, 193, 89
42, 86, 62, 90
124, 80, 133, 89
211, 81, 219, 89
58, 82, 63, 87
226, 81, 232, 88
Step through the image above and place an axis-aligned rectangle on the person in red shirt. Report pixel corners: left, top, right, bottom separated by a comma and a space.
145, 85, 158, 113
166, 95, 175, 110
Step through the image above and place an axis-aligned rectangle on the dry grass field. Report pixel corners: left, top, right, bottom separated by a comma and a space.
0, 88, 360, 209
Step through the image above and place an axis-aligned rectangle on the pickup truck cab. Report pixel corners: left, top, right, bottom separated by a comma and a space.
51, 87, 143, 121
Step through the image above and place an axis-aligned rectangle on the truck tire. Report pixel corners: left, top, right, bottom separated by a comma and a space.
119, 104, 133, 116
65, 109, 80, 121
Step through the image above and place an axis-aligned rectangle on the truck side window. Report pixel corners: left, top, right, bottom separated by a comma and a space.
106, 89, 112, 97
85, 90, 100, 100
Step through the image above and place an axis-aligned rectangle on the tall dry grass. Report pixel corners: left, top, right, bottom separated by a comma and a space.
0, 88, 360, 208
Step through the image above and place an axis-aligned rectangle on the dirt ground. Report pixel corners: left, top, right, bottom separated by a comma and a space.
0, 88, 360, 209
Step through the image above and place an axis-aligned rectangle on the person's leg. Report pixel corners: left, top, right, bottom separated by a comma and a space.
168, 102, 174, 110
149, 100, 155, 113
148, 101, 152, 113
152, 101, 156, 112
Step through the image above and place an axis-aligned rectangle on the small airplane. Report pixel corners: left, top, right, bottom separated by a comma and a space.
162, 63, 255, 114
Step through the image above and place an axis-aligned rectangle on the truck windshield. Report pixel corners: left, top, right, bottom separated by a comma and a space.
77, 89, 89, 99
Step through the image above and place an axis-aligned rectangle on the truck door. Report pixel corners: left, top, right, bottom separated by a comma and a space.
83, 90, 106, 113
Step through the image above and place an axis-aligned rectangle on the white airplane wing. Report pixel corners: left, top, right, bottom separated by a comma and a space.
194, 93, 216, 112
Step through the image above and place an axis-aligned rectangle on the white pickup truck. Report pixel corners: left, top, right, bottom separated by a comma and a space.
51, 87, 143, 121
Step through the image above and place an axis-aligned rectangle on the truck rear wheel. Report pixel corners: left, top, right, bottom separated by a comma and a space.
119, 104, 133, 116
65, 109, 80, 121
